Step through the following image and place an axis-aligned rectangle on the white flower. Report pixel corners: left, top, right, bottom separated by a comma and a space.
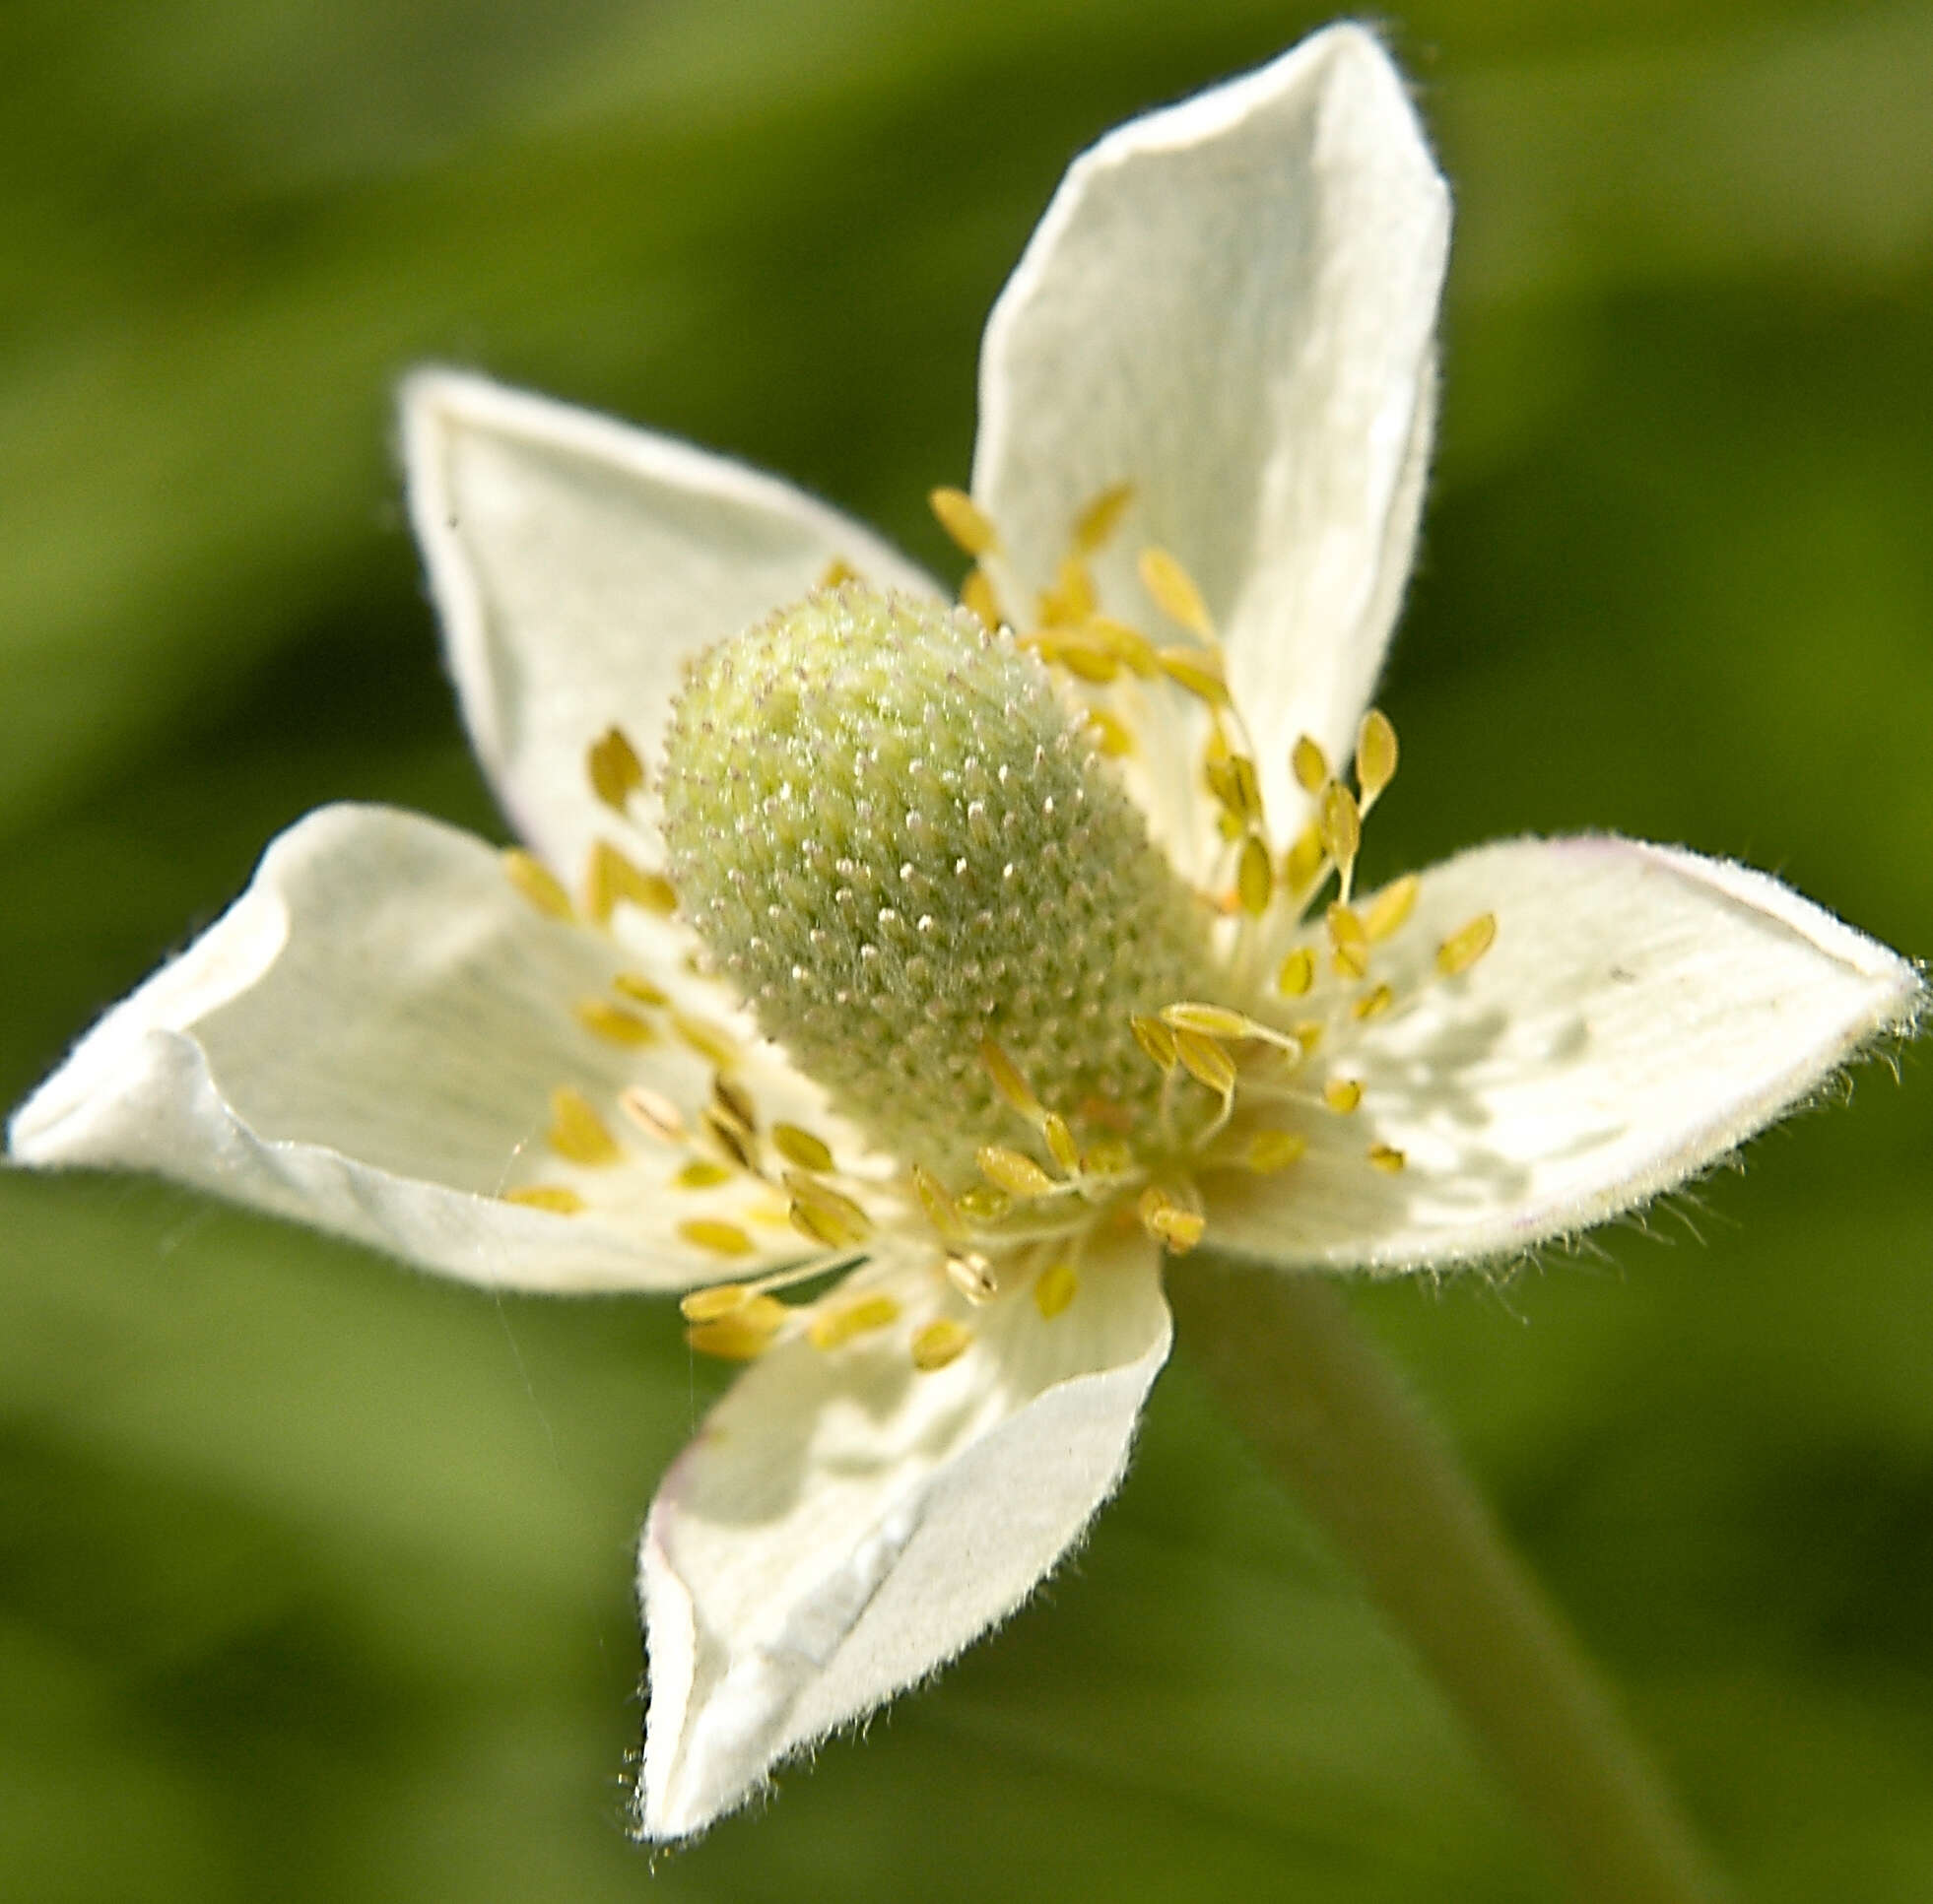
7, 22, 1919, 1847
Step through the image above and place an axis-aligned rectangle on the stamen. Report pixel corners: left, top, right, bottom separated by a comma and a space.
1323, 1078, 1364, 1115
960, 564, 1005, 629
502, 1184, 585, 1214
1276, 948, 1316, 997
980, 1038, 1044, 1122
1157, 645, 1230, 707
786, 1173, 873, 1247
673, 1014, 740, 1070
700, 1104, 758, 1175
1087, 616, 1160, 677
1327, 903, 1370, 980
676, 1160, 733, 1189
1031, 629, 1119, 683
1073, 482, 1135, 553
1356, 709, 1399, 806
1283, 822, 1327, 896
586, 726, 646, 813
612, 972, 669, 1008
548, 1086, 622, 1165
1318, 783, 1362, 889
1367, 1143, 1407, 1173
978, 1146, 1057, 1198
1352, 984, 1395, 1020
910, 1319, 972, 1371
585, 841, 678, 925
1236, 835, 1274, 916
818, 556, 861, 589
1042, 1113, 1081, 1173
678, 1216, 757, 1257
1084, 706, 1135, 757
1138, 547, 1215, 640
711, 1076, 760, 1136
1366, 874, 1421, 943
1436, 913, 1499, 977
619, 1084, 686, 1144
770, 1123, 835, 1172
1291, 736, 1329, 795
912, 1162, 966, 1242
1033, 1259, 1079, 1318
929, 487, 1000, 558
687, 1294, 787, 1360
574, 998, 656, 1046
1130, 1014, 1177, 1071
1037, 556, 1098, 628
1138, 1187, 1206, 1253
1243, 1129, 1307, 1172
946, 1253, 1000, 1303
807, 1294, 900, 1350
680, 1283, 752, 1322
503, 848, 574, 921
1171, 1028, 1236, 1097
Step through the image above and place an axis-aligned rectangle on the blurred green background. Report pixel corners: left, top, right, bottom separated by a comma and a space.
3, 1, 1928, 1898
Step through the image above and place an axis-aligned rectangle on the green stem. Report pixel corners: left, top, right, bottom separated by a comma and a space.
1169, 1256, 1726, 1904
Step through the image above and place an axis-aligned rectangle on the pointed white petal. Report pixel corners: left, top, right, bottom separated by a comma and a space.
636, 1240, 1171, 1840
8, 804, 869, 1293
403, 369, 939, 878
1213, 836, 1922, 1272
972, 26, 1448, 855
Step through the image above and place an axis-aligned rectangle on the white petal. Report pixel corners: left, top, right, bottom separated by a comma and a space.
403, 369, 939, 878
1213, 836, 1922, 1272
636, 1240, 1171, 1840
972, 25, 1448, 851
8, 804, 863, 1294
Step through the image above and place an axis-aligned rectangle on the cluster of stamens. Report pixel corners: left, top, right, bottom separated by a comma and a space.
490, 478, 1498, 1377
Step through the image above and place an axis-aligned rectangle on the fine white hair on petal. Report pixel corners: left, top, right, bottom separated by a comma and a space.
7, 803, 833, 1294
1210, 834, 1924, 1274
972, 24, 1449, 869
402, 368, 940, 881
635, 1239, 1171, 1841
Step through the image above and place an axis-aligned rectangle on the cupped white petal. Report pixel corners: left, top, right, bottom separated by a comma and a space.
636, 1238, 1171, 1840
972, 25, 1448, 857
1212, 835, 1922, 1272
8, 804, 868, 1293
403, 369, 939, 878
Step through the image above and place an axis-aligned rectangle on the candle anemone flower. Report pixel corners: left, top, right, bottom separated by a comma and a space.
8, 24, 1919, 1846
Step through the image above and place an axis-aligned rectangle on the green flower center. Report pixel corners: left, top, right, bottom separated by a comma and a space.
660, 584, 1214, 1177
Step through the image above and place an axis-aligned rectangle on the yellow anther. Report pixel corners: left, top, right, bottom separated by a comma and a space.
1033, 1259, 1080, 1319
1352, 983, 1395, 1021
956, 1183, 1013, 1223
771, 1123, 834, 1172
978, 1145, 1057, 1199
1368, 1143, 1408, 1173
911, 1318, 973, 1372
1172, 1028, 1237, 1097
611, 971, 669, 1008
1073, 481, 1135, 553
548, 1086, 621, 1165
946, 1252, 1000, 1303
1318, 782, 1362, 873
1291, 735, 1330, 795
960, 563, 1005, 630
1237, 835, 1274, 916
1323, 1078, 1364, 1116
1131, 1013, 1177, 1071
1244, 1129, 1308, 1173
687, 1295, 788, 1360
929, 486, 999, 558
680, 1282, 752, 1323
1034, 630, 1120, 683
979, 1038, 1043, 1121
1291, 1020, 1324, 1054
1284, 822, 1327, 895
673, 1013, 739, 1070
585, 840, 678, 924
1161, 1002, 1254, 1041
573, 998, 656, 1047
1357, 709, 1399, 804
503, 848, 573, 921
678, 1216, 757, 1257
502, 1184, 585, 1214
807, 1294, 900, 1350
818, 555, 860, 589
1138, 1187, 1207, 1254
1087, 616, 1159, 676
676, 1159, 733, 1189
1366, 873, 1421, 943
619, 1083, 686, 1144
1138, 546, 1215, 640
1327, 903, 1370, 980
1276, 947, 1316, 997
1042, 1112, 1080, 1173
586, 725, 645, 813
1082, 1137, 1133, 1177
1038, 555, 1098, 628
1436, 912, 1499, 978
1084, 705, 1135, 757
786, 1173, 873, 1247
1157, 645, 1230, 707
700, 1104, 758, 1174
912, 1162, 966, 1241
711, 1076, 759, 1136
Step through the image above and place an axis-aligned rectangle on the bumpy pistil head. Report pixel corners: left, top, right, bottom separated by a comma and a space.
660, 585, 1215, 1178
